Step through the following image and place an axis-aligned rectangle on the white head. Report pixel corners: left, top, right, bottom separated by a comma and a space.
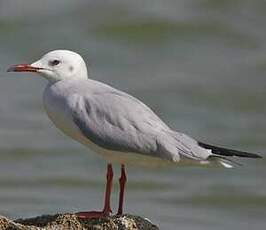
7, 50, 88, 82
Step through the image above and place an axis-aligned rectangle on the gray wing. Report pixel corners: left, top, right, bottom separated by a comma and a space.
66, 85, 210, 162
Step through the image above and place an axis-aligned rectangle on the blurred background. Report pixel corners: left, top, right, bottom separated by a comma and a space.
0, 0, 266, 229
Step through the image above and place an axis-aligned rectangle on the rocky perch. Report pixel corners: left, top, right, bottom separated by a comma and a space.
0, 213, 159, 230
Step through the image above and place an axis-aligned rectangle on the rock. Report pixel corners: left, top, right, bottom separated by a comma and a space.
0, 213, 159, 230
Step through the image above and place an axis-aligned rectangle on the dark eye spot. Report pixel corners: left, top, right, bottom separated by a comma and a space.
69, 66, 74, 72
49, 59, 61, 66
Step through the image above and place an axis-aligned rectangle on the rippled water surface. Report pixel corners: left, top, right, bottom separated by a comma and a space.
0, 1, 266, 229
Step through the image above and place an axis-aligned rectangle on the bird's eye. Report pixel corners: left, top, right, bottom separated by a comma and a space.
49, 59, 61, 66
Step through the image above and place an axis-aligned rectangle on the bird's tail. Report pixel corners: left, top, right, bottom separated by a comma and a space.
198, 141, 262, 168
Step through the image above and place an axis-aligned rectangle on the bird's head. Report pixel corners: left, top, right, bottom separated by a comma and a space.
7, 50, 88, 82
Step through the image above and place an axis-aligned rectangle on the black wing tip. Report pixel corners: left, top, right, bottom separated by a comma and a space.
240, 152, 262, 159
198, 141, 263, 159
252, 153, 263, 159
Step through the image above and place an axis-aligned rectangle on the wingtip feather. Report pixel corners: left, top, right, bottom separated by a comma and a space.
198, 141, 263, 159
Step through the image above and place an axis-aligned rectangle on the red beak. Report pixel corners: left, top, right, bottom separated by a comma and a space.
7, 64, 42, 73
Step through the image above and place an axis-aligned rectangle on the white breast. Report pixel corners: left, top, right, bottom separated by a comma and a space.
43, 84, 85, 143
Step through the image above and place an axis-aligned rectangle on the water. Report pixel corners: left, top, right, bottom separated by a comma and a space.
0, 1, 266, 229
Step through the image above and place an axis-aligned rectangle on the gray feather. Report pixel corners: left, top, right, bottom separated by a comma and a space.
50, 79, 211, 162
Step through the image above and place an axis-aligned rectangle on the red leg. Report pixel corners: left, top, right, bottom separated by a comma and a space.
76, 163, 113, 219
103, 164, 113, 214
117, 164, 127, 215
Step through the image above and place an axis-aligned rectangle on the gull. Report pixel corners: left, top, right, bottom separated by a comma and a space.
7, 50, 262, 218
